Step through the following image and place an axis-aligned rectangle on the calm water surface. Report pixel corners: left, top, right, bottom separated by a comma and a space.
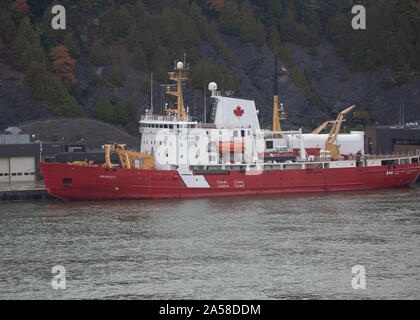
1, 186, 419, 300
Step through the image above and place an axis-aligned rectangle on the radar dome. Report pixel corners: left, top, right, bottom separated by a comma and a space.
177, 61, 184, 70
208, 82, 217, 91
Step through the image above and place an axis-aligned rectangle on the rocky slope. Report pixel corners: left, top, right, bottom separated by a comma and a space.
1, 36, 420, 133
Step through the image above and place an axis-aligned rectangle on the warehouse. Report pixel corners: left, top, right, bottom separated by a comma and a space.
0, 127, 40, 183
365, 126, 420, 155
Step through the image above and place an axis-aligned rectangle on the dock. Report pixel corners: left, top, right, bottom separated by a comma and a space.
0, 181, 52, 201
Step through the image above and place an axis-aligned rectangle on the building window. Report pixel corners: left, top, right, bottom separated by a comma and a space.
393, 139, 420, 146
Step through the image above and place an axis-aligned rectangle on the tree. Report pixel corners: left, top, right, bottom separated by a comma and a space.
44, 73, 84, 117
125, 23, 141, 52
114, 102, 129, 124
50, 45, 76, 88
0, 9, 17, 43
239, 2, 258, 43
255, 21, 266, 47
207, 0, 224, 11
96, 97, 115, 123
109, 66, 124, 88
63, 32, 80, 58
270, 26, 282, 54
24, 61, 49, 100
267, 0, 283, 18
89, 40, 108, 66
219, 0, 241, 36
280, 3, 299, 42
15, 0, 30, 14
14, 20, 46, 72
132, 46, 148, 71
103, 5, 131, 39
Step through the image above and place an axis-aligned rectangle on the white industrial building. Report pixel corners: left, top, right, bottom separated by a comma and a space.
0, 127, 40, 183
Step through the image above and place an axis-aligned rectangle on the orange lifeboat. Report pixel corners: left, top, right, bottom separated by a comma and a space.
218, 141, 245, 153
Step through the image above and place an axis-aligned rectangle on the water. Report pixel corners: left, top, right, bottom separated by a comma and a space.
1, 186, 419, 300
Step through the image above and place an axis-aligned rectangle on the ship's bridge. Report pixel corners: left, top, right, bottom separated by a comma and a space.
139, 115, 197, 130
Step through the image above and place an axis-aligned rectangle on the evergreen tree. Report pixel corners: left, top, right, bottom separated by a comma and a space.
219, 0, 241, 36
63, 32, 80, 58
45, 74, 83, 117
24, 61, 49, 100
103, 24, 113, 44
281, 4, 299, 42
89, 40, 108, 66
239, 2, 258, 43
132, 46, 148, 71
270, 26, 282, 54
125, 23, 141, 52
255, 22, 266, 47
96, 97, 115, 123
0, 9, 16, 43
267, 0, 283, 18
114, 101, 129, 124
109, 66, 124, 88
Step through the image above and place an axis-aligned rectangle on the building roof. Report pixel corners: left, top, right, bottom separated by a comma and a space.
17, 118, 140, 151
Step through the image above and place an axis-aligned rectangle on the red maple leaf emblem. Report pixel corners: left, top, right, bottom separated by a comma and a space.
234, 106, 244, 117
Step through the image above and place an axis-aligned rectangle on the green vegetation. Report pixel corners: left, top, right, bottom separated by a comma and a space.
290, 65, 323, 108
0, 0, 419, 125
109, 65, 124, 88
96, 97, 135, 125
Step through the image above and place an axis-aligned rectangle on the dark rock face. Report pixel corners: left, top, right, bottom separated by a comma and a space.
217, 34, 324, 129
1, 38, 419, 133
288, 41, 420, 125
0, 64, 53, 130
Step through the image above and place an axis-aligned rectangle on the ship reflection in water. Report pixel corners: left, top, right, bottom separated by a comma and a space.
1, 187, 419, 299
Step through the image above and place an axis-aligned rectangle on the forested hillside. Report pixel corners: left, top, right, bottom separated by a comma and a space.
1, 0, 420, 132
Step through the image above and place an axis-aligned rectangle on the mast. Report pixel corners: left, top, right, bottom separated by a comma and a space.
204, 82, 207, 124
165, 61, 189, 121
273, 55, 286, 132
150, 72, 153, 114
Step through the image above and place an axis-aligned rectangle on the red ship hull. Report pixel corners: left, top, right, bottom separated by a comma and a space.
40, 162, 420, 202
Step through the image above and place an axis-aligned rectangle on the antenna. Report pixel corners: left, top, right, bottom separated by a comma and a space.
399, 103, 402, 128
204, 81, 207, 124
194, 89, 197, 120
403, 103, 405, 128
274, 55, 278, 96
151, 72, 153, 114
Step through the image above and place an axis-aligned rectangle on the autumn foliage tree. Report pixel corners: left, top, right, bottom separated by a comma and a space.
50, 45, 76, 88
207, 0, 224, 11
15, 0, 30, 14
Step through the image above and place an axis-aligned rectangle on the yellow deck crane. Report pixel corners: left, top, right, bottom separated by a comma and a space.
324, 105, 356, 159
104, 143, 155, 170
312, 119, 349, 134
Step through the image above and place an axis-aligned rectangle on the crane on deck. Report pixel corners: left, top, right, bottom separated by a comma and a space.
324, 105, 356, 159
104, 143, 155, 170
